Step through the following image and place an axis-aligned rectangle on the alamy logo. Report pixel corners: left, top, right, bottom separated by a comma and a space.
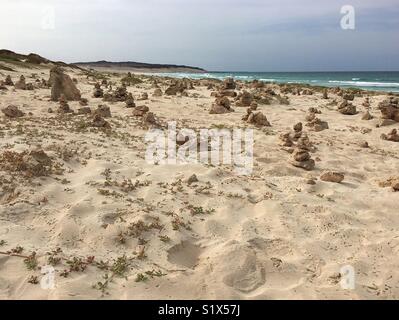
340, 5, 355, 30
41, 6, 55, 30
145, 122, 254, 175
340, 265, 355, 290
40, 265, 55, 290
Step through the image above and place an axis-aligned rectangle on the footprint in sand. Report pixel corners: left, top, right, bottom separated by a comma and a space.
167, 241, 202, 269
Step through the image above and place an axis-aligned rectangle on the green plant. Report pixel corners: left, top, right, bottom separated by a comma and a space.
24, 252, 38, 270
135, 273, 148, 282
110, 255, 129, 277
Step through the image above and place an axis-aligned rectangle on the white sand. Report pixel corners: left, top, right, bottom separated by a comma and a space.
0, 64, 398, 300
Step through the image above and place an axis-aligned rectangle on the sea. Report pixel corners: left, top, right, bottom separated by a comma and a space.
155, 71, 399, 93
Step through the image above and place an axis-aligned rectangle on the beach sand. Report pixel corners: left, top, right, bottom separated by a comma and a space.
0, 63, 398, 300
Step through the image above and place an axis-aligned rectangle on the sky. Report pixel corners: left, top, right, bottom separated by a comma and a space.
0, 0, 398, 71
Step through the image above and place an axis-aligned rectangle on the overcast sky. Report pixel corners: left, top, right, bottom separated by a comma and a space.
1, 0, 398, 71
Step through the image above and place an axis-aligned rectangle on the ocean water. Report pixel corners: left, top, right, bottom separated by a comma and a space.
155, 71, 399, 93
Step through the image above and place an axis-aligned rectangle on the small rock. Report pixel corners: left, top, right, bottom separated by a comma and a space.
320, 171, 345, 183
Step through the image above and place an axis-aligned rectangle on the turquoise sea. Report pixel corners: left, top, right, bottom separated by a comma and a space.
156, 71, 399, 93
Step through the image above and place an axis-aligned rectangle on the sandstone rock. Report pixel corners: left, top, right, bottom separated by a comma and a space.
290, 147, 315, 171
210, 97, 233, 114
5, 75, 13, 86
57, 94, 73, 113
293, 149, 310, 162
132, 105, 149, 117
138, 92, 148, 100
93, 83, 104, 98
320, 171, 344, 183
49, 67, 81, 101
361, 111, 373, 120
94, 105, 111, 118
28, 149, 52, 166
77, 97, 88, 106
14, 75, 27, 90
362, 97, 370, 108
342, 93, 354, 101
250, 102, 258, 110
21, 149, 52, 176
381, 129, 399, 142
290, 158, 315, 171
218, 90, 237, 98
92, 114, 111, 129
302, 89, 313, 95
143, 112, 156, 124
293, 122, 303, 132
236, 91, 253, 107
187, 174, 198, 185
153, 88, 162, 97
338, 100, 357, 115
2, 105, 24, 118
210, 104, 232, 114
279, 132, 293, 147
103, 86, 128, 102
379, 177, 399, 191
322, 89, 328, 99
247, 111, 271, 127
77, 107, 92, 115
222, 77, 236, 90
360, 141, 369, 148
125, 93, 136, 108
377, 118, 397, 127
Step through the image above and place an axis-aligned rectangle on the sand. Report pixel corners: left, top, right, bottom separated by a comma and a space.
0, 63, 398, 300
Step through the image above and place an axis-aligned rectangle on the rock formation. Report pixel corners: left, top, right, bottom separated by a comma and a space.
2, 105, 25, 118
153, 88, 162, 97
305, 111, 329, 131
377, 97, 399, 126
209, 97, 234, 114
132, 105, 149, 117
381, 129, 399, 142
92, 114, 111, 129
290, 147, 315, 171
49, 67, 81, 101
125, 93, 136, 108
222, 78, 236, 90
338, 99, 357, 115
14, 75, 27, 90
138, 92, 148, 100
320, 171, 345, 183
57, 94, 73, 113
235, 91, 253, 107
4, 75, 13, 86
93, 83, 104, 98
242, 109, 271, 127
94, 105, 111, 118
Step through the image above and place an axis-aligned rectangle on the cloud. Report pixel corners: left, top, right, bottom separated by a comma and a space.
0, 0, 398, 70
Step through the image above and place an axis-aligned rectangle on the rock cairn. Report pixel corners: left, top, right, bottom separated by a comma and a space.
209, 97, 234, 114
49, 67, 81, 101
338, 99, 357, 115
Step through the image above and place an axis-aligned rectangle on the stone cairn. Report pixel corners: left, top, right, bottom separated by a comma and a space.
305, 108, 328, 131
381, 129, 399, 142
377, 96, 399, 127
125, 93, 136, 108
57, 94, 73, 113
209, 96, 234, 114
93, 83, 104, 98
242, 109, 271, 127
338, 99, 357, 115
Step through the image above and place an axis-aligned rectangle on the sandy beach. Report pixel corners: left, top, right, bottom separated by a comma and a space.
0, 60, 399, 300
